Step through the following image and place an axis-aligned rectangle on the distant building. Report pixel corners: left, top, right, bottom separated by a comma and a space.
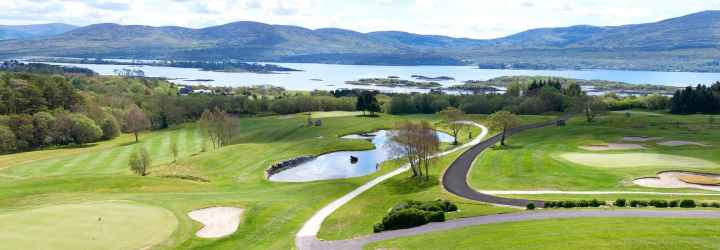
192, 89, 213, 94
114, 68, 145, 77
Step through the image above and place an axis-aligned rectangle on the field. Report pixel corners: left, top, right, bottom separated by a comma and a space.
364, 217, 720, 250
468, 112, 720, 202
0, 113, 455, 249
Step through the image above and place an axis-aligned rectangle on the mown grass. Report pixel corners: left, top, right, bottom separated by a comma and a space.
365, 217, 720, 250
0, 112, 480, 250
468, 111, 720, 201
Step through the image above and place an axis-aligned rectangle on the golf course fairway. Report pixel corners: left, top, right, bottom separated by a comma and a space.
0, 200, 177, 250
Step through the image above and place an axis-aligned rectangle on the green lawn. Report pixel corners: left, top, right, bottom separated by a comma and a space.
468, 112, 720, 201
0, 112, 456, 249
365, 217, 720, 250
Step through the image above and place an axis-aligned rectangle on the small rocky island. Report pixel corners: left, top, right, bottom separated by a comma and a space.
345, 78, 442, 89
411, 75, 455, 81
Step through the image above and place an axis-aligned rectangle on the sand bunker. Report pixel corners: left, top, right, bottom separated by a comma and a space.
188, 207, 244, 238
580, 143, 645, 151
622, 136, 662, 142
634, 171, 720, 191
559, 153, 718, 168
657, 141, 710, 147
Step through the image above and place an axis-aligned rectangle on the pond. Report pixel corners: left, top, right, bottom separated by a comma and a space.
268, 130, 455, 182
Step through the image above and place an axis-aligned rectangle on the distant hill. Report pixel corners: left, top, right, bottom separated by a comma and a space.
0, 23, 77, 40
2, 11, 720, 70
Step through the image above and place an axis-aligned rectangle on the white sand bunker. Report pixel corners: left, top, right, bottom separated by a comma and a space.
622, 136, 662, 142
634, 171, 720, 191
559, 153, 718, 168
580, 143, 645, 151
657, 141, 710, 147
188, 207, 244, 238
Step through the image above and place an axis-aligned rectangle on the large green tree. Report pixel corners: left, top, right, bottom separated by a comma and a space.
487, 111, 520, 146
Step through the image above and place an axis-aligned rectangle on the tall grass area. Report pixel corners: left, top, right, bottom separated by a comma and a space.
469, 111, 720, 201
365, 217, 720, 250
0, 113, 481, 249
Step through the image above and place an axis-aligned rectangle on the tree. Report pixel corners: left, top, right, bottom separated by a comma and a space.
356, 91, 380, 116
199, 107, 235, 149
487, 111, 520, 146
125, 104, 149, 142
68, 114, 103, 144
32, 112, 55, 146
129, 147, 151, 176
0, 126, 16, 151
390, 121, 440, 182
99, 115, 121, 140
571, 96, 608, 123
170, 139, 178, 163
439, 107, 465, 144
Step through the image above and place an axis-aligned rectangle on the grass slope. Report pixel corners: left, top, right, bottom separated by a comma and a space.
0, 113, 471, 249
365, 217, 720, 250
469, 112, 720, 201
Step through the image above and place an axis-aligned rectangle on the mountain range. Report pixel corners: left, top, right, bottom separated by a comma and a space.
2, 11, 720, 71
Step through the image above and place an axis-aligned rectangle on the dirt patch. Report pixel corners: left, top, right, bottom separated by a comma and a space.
580, 143, 645, 151
622, 136, 662, 142
188, 207, 244, 238
657, 141, 710, 147
634, 171, 720, 191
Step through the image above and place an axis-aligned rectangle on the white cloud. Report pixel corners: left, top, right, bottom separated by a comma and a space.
0, 0, 719, 38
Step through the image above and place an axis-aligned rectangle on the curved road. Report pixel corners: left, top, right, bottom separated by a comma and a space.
442, 116, 570, 208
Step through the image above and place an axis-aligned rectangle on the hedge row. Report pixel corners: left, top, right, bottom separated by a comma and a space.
544, 199, 607, 208
373, 199, 457, 233
615, 198, 700, 208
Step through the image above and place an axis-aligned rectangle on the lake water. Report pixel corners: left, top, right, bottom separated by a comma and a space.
43, 61, 720, 92
268, 130, 454, 182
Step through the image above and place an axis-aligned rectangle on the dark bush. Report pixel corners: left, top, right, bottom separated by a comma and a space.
562, 201, 576, 208
373, 223, 385, 233
418, 202, 444, 212
669, 200, 679, 208
426, 211, 445, 222
527, 203, 536, 210
701, 203, 709, 208
630, 200, 640, 207
614, 198, 626, 207
577, 200, 589, 207
711, 202, 720, 208
380, 208, 429, 231
680, 200, 696, 208
650, 200, 668, 208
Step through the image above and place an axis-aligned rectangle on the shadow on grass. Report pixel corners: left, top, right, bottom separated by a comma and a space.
490, 144, 524, 151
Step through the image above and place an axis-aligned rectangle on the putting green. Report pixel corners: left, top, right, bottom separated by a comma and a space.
0, 200, 178, 250
559, 153, 718, 168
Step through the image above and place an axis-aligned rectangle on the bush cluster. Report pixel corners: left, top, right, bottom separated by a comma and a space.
543, 199, 607, 208
700, 202, 720, 208
614, 199, 699, 208
373, 199, 457, 233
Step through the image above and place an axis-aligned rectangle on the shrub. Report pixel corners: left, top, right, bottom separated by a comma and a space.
577, 200, 589, 207
669, 200, 679, 208
630, 200, 640, 207
527, 203, 536, 210
380, 208, 429, 231
426, 211, 445, 222
649, 200, 668, 208
711, 202, 720, 208
375, 200, 457, 232
701, 203, 710, 208
373, 223, 385, 233
614, 198, 626, 207
562, 201, 576, 208
680, 200, 696, 208
544, 201, 555, 208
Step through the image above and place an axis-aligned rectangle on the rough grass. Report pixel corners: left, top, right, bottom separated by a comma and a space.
365, 217, 720, 250
0, 200, 177, 250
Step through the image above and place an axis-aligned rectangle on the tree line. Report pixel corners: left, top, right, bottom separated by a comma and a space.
670, 82, 720, 114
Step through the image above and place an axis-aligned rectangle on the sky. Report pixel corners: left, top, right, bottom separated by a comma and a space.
1, 0, 719, 39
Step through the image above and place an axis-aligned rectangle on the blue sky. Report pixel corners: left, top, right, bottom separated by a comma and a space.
1, 0, 719, 39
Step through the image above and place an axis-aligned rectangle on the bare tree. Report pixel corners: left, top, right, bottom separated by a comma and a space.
125, 104, 149, 142
439, 107, 466, 145
129, 147, 151, 176
390, 121, 440, 183
199, 107, 236, 149
487, 111, 520, 146
571, 96, 608, 123
170, 139, 178, 163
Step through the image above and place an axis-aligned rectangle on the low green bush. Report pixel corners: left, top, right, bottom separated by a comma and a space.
711, 202, 720, 208
650, 200, 668, 208
375, 199, 456, 233
614, 198, 626, 207
669, 200, 679, 207
680, 200, 696, 208
527, 203, 536, 210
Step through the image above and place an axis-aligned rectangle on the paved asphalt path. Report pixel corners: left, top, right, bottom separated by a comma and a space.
301, 210, 720, 250
442, 116, 571, 208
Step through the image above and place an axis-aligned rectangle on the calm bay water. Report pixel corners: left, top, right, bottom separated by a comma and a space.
45, 61, 720, 92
